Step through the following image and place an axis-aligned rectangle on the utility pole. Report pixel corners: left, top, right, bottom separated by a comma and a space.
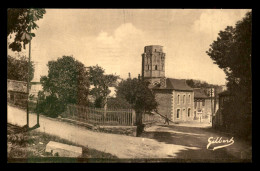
210, 87, 213, 124
26, 29, 31, 128
25, 9, 33, 129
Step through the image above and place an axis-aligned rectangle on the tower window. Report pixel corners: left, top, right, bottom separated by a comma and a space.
148, 65, 149, 70
177, 109, 180, 118
188, 108, 191, 117
155, 65, 157, 70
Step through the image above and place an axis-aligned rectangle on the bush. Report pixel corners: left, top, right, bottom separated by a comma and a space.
36, 94, 66, 118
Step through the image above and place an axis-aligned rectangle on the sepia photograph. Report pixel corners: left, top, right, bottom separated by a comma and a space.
7, 8, 252, 163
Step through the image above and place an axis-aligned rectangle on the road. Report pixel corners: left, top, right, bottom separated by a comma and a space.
142, 124, 252, 161
7, 105, 251, 161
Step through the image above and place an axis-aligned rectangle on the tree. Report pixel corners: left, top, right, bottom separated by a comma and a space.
116, 78, 158, 127
39, 56, 90, 117
7, 55, 34, 82
8, 8, 46, 52
206, 12, 252, 137
88, 65, 119, 108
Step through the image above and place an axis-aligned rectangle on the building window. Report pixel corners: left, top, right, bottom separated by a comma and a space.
177, 109, 180, 118
202, 100, 205, 106
194, 101, 197, 108
188, 94, 191, 103
155, 65, 157, 70
148, 65, 149, 70
177, 95, 180, 104
183, 95, 185, 104
183, 108, 186, 116
155, 49, 156, 52
188, 108, 191, 117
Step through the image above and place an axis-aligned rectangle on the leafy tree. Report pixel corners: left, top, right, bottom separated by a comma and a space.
206, 12, 252, 137
116, 78, 158, 127
186, 79, 195, 88
88, 65, 119, 108
7, 55, 34, 82
8, 8, 46, 52
39, 56, 90, 117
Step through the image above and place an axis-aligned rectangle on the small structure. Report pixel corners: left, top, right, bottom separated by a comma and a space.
45, 141, 82, 157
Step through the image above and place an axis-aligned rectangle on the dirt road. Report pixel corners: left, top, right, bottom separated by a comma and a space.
141, 124, 252, 161
7, 105, 251, 161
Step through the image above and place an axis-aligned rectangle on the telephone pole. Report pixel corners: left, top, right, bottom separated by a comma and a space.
210, 87, 214, 124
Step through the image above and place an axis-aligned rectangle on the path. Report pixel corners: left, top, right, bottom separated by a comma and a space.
141, 123, 252, 161
7, 105, 200, 159
7, 105, 251, 161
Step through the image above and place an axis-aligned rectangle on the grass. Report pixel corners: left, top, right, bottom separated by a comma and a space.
7, 124, 118, 162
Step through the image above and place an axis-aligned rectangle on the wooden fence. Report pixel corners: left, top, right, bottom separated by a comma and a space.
62, 104, 136, 126
142, 113, 157, 123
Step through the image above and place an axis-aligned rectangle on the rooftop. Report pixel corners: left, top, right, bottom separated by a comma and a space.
193, 88, 209, 99
152, 78, 193, 91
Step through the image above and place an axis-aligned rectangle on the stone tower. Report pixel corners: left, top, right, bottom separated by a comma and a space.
142, 45, 166, 87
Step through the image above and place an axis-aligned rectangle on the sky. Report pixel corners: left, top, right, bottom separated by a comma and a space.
7, 9, 251, 85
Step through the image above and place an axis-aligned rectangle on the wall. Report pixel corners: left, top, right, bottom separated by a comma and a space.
7, 79, 27, 93
194, 98, 214, 119
98, 125, 137, 137
59, 117, 137, 137
153, 89, 173, 121
172, 90, 194, 122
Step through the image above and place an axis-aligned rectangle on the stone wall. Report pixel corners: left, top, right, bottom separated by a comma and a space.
153, 89, 173, 120
98, 125, 137, 137
7, 79, 27, 93
59, 117, 137, 137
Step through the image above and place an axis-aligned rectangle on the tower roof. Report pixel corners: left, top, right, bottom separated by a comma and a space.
145, 45, 163, 47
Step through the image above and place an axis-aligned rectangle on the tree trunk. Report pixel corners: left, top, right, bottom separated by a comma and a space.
135, 110, 144, 136
135, 110, 143, 126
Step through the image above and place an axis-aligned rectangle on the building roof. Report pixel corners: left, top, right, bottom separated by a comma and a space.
193, 88, 209, 99
152, 78, 193, 91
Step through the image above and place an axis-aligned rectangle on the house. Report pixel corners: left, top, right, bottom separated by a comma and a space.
193, 88, 213, 121
141, 45, 194, 122
151, 78, 194, 122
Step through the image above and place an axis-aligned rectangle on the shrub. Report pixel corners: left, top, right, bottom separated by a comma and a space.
36, 93, 65, 118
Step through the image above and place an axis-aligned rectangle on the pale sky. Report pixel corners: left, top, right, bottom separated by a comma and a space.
7, 9, 251, 85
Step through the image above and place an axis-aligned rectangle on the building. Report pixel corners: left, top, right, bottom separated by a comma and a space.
141, 45, 194, 122
193, 88, 213, 121
7, 79, 28, 106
